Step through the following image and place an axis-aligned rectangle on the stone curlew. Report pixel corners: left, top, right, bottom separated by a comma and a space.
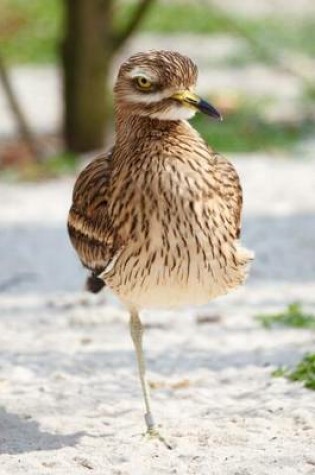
68, 50, 253, 447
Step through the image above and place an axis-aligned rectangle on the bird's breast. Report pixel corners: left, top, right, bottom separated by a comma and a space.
105, 171, 251, 309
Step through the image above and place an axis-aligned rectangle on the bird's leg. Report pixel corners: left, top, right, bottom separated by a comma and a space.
129, 309, 155, 430
129, 309, 172, 449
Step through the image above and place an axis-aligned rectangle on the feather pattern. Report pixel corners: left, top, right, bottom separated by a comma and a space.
67, 50, 253, 308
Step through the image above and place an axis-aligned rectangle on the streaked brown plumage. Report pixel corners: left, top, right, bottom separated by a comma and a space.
68, 50, 253, 446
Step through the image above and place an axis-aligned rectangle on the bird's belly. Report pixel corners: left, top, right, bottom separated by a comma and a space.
105, 240, 252, 309
126, 280, 211, 308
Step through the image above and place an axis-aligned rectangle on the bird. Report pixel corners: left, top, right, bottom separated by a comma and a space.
68, 50, 253, 448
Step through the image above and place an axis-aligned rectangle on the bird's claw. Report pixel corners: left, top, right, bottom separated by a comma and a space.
144, 427, 173, 450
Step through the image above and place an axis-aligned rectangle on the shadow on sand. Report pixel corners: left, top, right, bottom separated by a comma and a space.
0, 407, 85, 455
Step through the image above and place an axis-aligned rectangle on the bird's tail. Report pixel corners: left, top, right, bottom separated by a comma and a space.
85, 273, 105, 293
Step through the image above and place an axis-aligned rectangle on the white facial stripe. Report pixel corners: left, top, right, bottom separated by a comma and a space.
149, 105, 196, 121
125, 89, 173, 104
128, 67, 157, 82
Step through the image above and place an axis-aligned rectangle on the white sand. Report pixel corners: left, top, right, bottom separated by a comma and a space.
0, 156, 315, 474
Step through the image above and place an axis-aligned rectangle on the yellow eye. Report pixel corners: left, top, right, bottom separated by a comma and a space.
136, 76, 152, 90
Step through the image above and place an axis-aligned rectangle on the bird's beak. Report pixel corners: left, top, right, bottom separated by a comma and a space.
171, 90, 222, 120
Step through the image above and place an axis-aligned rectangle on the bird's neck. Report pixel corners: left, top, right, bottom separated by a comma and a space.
114, 109, 189, 148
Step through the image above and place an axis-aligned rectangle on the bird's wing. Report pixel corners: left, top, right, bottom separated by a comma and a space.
68, 147, 125, 275
212, 152, 243, 239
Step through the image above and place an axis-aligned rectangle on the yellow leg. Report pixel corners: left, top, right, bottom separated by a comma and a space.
129, 309, 172, 449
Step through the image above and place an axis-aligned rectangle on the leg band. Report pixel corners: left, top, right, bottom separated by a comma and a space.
145, 412, 155, 430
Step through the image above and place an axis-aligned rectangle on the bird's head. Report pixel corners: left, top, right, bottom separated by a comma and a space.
114, 50, 221, 122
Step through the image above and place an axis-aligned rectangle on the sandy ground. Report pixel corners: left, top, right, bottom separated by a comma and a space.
0, 155, 315, 474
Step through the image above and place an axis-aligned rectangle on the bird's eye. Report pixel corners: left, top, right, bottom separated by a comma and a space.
136, 76, 152, 90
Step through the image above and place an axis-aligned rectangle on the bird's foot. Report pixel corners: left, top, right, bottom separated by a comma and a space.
144, 427, 173, 450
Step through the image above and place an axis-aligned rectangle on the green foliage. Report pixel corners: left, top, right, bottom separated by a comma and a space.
15, 152, 78, 181
256, 303, 315, 329
249, 17, 315, 58
192, 104, 311, 153
1, 0, 62, 64
273, 354, 315, 391
287, 354, 315, 390
120, 1, 315, 61
42, 152, 78, 174
116, 1, 229, 35
3, 1, 315, 64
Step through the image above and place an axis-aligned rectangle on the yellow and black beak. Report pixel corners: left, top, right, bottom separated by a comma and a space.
172, 91, 222, 120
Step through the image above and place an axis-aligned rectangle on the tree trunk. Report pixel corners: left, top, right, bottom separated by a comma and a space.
62, 0, 114, 153
0, 55, 43, 162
